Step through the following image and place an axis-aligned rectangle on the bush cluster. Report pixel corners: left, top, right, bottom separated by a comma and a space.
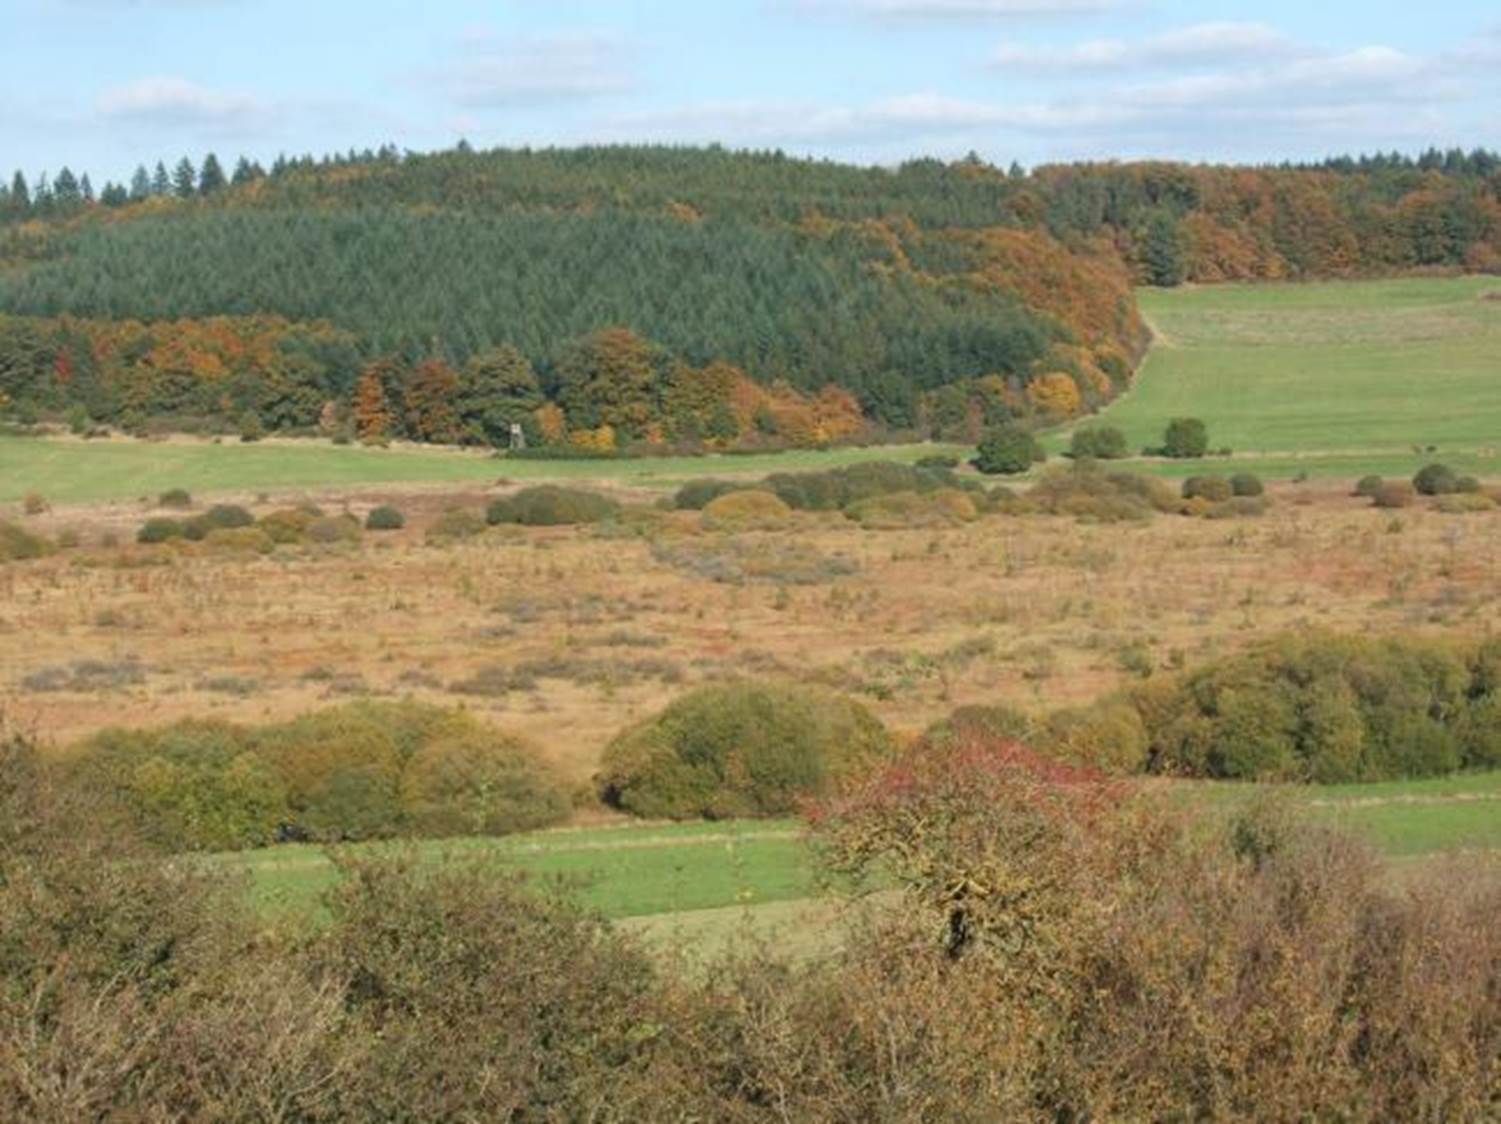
1159, 416, 1209, 458
759, 460, 978, 512
2, 718, 1499, 1120
1051, 631, 1501, 782
596, 681, 893, 819
486, 485, 620, 526
844, 488, 978, 528
1412, 463, 1479, 496
1005, 463, 1180, 522
65, 701, 569, 850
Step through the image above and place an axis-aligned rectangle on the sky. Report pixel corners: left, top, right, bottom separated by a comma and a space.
2, 0, 1499, 185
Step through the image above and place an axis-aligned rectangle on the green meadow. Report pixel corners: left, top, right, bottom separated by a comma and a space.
1054, 275, 1501, 480
0, 434, 970, 506
219, 771, 1501, 953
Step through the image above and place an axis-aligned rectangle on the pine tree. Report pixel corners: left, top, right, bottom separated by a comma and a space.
1143, 211, 1185, 287
198, 153, 226, 195
53, 167, 81, 204
152, 162, 171, 197
172, 157, 197, 199
80, 174, 94, 203
231, 156, 260, 186
129, 165, 151, 200
10, 171, 29, 209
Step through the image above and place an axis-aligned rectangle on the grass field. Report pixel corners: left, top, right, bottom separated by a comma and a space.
219, 771, 1501, 951
0, 434, 969, 506
1051, 275, 1501, 480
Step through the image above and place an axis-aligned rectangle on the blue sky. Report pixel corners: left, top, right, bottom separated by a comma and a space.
3, 0, 1499, 185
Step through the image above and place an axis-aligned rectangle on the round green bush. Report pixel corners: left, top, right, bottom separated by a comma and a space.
204, 503, 255, 530
427, 508, 487, 541
1413, 463, 1460, 496
975, 425, 1045, 476
157, 488, 194, 509
1353, 475, 1384, 498
365, 505, 406, 531
1230, 473, 1265, 497
258, 508, 317, 544
487, 486, 620, 526
597, 682, 893, 819
1068, 426, 1128, 461
925, 704, 1037, 747
137, 517, 184, 544
400, 728, 570, 838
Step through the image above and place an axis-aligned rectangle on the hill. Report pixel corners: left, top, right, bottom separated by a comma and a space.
0, 145, 1496, 452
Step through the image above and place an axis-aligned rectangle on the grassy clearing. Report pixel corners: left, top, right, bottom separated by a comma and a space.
224, 819, 814, 925
220, 771, 1500, 937
0, 434, 969, 506
1050, 275, 1501, 481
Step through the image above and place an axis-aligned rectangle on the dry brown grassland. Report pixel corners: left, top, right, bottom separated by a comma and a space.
5, 480, 1501, 790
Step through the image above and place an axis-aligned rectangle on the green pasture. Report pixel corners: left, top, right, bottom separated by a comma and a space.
0, 435, 969, 507
218, 771, 1501, 953
1051, 275, 1501, 481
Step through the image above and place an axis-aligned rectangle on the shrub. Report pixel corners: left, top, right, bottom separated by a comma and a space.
365, 505, 406, 531
597, 681, 892, 819
673, 479, 741, 510
486, 486, 620, 526
1413, 463, 1461, 495
258, 507, 316, 544
701, 489, 791, 529
306, 515, 363, 544
1436, 492, 1495, 514
427, 507, 487, 541
202, 527, 276, 555
1161, 417, 1209, 458
845, 489, 977, 528
1, 520, 54, 560
1025, 464, 1177, 522
925, 704, 1037, 747
1353, 475, 1385, 497
1182, 475, 1232, 502
238, 411, 264, 443
915, 454, 961, 469
136, 517, 184, 544
1039, 698, 1150, 773
157, 488, 193, 509
1230, 472, 1265, 497
400, 728, 570, 838
183, 504, 256, 539
1372, 481, 1416, 508
1068, 426, 1128, 460
21, 492, 49, 516
975, 425, 1045, 475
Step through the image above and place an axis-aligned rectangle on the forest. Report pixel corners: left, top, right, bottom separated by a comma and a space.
0, 144, 1496, 448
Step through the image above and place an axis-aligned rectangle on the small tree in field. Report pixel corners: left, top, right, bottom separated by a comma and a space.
975, 425, 1045, 476
1161, 417, 1209, 459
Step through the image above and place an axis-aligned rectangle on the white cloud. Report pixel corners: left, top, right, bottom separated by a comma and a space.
446, 30, 638, 107
96, 77, 261, 125
993, 22, 1302, 71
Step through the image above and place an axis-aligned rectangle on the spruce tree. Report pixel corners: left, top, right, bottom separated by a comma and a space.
151, 162, 171, 196
198, 153, 226, 195
10, 170, 28, 209
129, 165, 151, 200
172, 157, 197, 199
